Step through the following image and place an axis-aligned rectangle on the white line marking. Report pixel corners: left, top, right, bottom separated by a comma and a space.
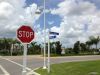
0, 56, 40, 75
0, 65, 10, 75
0, 57, 31, 71
26, 70, 40, 75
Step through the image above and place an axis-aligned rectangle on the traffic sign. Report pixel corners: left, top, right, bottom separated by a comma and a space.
17, 25, 34, 75
17, 25, 34, 44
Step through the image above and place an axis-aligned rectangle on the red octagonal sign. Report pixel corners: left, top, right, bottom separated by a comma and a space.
17, 25, 34, 44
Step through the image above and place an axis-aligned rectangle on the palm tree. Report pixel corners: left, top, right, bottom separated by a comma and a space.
89, 36, 100, 49
94, 36, 99, 49
3, 38, 8, 50
28, 42, 41, 54
80, 43, 87, 52
73, 41, 80, 54
55, 41, 62, 55
7, 38, 13, 53
86, 40, 93, 50
0, 38, 4, 50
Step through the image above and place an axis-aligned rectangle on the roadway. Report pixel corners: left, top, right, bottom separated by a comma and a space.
0, 55, 100, 75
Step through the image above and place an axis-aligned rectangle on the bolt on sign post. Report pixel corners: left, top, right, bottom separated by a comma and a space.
17, 25, 34, 75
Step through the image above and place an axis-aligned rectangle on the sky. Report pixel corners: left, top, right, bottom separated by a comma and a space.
0, 0, 100, 47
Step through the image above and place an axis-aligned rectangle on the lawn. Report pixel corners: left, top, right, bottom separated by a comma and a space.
35, 60, 100, 75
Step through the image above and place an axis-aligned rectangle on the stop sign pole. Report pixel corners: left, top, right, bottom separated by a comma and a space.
17, 25, 34, 75
22, 43, 27, 75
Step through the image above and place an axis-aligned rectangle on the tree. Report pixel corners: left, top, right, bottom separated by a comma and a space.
89, 36, 100, 49
0, 38, 14, 55
0, 38, 4, 50
7, 38, 13, 53
55, 41, 62, 55
50, 42, 56, 54
73, 41, 80, 54
86, 41, 92, 50
80, 43, 87, 52
28, 42, 41, 54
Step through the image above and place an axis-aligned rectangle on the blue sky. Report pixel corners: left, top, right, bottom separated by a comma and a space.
26, 0, 64, 8
25, 0, 100, 47
24, 0, 100, 30
25, 0, 63, 29
0, 0, 100, 47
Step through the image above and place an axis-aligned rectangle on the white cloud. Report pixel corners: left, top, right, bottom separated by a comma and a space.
51, 0, 96, 16
1, 0, 100, 47
0, 0, 41, 38
50, 0, 100, 47
0, 2, 14, 19
51, 26, 60, 32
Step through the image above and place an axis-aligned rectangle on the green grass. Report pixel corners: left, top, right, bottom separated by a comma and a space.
43, 52, 99, 57
35, 60, 100, 75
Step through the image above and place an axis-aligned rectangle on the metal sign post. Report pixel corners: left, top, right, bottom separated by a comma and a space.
22, 44, 27, 75
17, 25, 34, 75
47, 31, 59, 73
48, 32, 50, 73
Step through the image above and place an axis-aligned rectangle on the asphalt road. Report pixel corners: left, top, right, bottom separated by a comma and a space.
0, 55, 100, 75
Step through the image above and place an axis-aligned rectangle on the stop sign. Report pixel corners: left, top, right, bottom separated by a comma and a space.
17, 25, 34, 44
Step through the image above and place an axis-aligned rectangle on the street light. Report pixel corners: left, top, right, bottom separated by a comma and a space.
29, 0, 47, 69
43, 0, 47, 69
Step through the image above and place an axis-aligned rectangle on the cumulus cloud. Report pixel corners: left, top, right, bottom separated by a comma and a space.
0, 0, 41, 38
51, 0, 96, 16
0, 2, 14, 19
50, 0, 100, 47
1, 0, 100, 47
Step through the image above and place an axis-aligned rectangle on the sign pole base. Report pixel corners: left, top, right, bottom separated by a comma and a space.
43, 66, 47, 69
22, 70, 27, 75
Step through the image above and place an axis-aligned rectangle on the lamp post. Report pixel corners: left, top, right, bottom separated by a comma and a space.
30, 0, 47, 69
29, 0, 47, 69
43, 0, 47, 69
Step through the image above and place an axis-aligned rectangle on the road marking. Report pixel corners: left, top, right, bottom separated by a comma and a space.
0, 65, 10, 75
0, 56, 31, 71
0, 56, 40, 75
26, 70, 40, 75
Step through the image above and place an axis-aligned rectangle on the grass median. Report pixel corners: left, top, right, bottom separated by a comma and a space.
35, 60, 100, 75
